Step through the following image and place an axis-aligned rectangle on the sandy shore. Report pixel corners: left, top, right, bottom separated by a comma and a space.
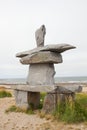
0, 83, 87, 130
0, 97, 87, 130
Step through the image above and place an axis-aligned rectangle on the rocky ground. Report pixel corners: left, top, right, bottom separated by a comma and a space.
0, 85, 87, 130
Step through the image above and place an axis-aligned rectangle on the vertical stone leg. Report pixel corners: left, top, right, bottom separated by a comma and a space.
14, 90, 40, 110
14, 90, 29, 110
42, 93, 56, 113
28, 92, 40, 109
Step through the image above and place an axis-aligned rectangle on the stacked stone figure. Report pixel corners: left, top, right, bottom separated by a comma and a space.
14, 25, 76, 110
16, 25, 75, 86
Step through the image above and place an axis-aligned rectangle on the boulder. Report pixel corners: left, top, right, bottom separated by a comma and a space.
20, 51, 62, 64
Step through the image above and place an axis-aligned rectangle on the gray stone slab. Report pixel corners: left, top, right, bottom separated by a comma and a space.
11, 84, 55, 92
55, 85, 82, 93
16, 44, 76, 58
20, 51, 62, 64
12, 84, 82, 93
27, 63, 55, 86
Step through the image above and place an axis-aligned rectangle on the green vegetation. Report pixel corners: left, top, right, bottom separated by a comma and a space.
53, 93, 87, 123
4, 92, 87, 123
76, 93, 87, 106
38, 92, 46, 109
0, 90, 12, 98
5, 105, 34, 114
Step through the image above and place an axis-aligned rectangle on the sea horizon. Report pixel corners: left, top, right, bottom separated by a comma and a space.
0, 76, 87, 84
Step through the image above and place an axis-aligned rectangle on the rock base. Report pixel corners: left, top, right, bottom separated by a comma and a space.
14, 90, 40, 110
42, 85, 82, 113
42, 93, 56, 113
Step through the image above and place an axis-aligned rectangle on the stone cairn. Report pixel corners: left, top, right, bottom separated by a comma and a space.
13, 25, 82, 112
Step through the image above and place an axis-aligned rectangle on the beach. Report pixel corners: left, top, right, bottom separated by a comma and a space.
0, 97, 87, 130
0, 82, 87, 130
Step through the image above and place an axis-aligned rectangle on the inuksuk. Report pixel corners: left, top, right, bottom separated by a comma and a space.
13, 25, 80, 111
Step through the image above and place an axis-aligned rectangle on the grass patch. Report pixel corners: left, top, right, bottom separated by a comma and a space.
76, 93, 87, 107
5, 105, 34, 114
0, 90, 12, 98
53, 93, 87, 123
38, 93, 46, 109
3, 91, 87, 123
5, 93, 46, 115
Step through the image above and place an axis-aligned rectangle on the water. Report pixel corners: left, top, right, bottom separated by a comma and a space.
55, 76, 87, 83
0, 78, 26, 84
0, 76, 87, 84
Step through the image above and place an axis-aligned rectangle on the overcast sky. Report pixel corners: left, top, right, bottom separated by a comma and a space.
0, 0, 87, 78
